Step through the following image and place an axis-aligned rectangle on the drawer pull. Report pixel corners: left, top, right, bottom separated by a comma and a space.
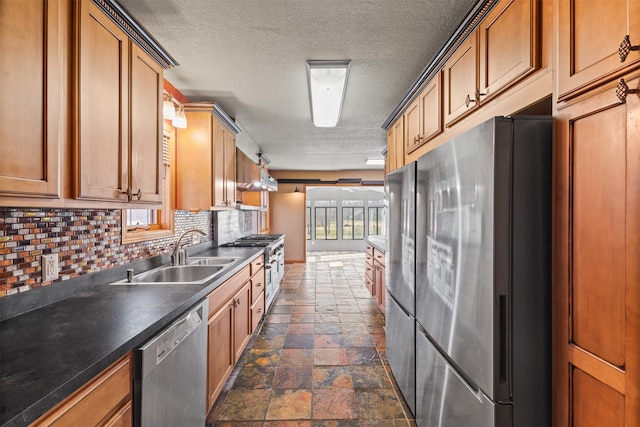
619, 35, 639, 62
616, 78, 638, 103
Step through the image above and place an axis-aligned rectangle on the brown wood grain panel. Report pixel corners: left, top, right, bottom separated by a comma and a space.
0, 0, 62, 199
479, 0, 539, 99
557, 0, 640, 99
572, 367, 624, 427
571, 104, 626, 367
419, 73, 442, 145
207, 303, 234, 411
404, 98, 420, 154
233, 282, 251, 361
130, 43, 163, 204
444, 31, 478, 126
76, 0, 128, 200
176, 110, 212, 210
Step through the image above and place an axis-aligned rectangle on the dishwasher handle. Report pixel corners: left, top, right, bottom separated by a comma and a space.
138, 299, 208, 379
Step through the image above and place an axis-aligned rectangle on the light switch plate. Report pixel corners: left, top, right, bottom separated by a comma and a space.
42, 254, 59, 281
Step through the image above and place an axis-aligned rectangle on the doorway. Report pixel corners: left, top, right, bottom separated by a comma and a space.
306, 186, 385, 251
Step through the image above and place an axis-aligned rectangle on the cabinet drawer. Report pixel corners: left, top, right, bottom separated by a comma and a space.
373, 249, 386, 267
366, 244, 374, 257
207, 265, 251, 316
251, 272, 265, 305
31, 354, 132, 427
250, 255, 265, 276
365, 262, 374, 281
251, 293, 265, 332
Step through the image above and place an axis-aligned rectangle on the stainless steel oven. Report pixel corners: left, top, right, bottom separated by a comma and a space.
221, 234, 285, 312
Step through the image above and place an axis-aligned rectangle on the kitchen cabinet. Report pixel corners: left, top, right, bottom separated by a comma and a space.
404, 73, 443, 154
75, 0, 163, 206
205, 263, 254, 411
214, 119, 237, 208
176, 103, 240, 210
478, 0, 540, 101
557, 0, 640, 100
386, 117, 405, 173
554, 72, 640, 427
0, 0, 65, 201
365, 244, 386, 314
30, 354, 132, 426
444, 31, 479, 126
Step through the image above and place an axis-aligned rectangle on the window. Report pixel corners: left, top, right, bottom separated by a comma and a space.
368, 199, 385, 236
121, 126, 175, 243
342, 200, 364, 240
314, 200, 337, 240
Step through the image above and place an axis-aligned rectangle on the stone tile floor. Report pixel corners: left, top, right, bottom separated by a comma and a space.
207, 251, 416, 427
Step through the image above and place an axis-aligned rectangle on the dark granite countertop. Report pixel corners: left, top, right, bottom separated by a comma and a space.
0, 246, 263, 427
366, 235, 387, 253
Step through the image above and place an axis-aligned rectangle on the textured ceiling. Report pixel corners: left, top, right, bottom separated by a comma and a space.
118, 0, 477, 170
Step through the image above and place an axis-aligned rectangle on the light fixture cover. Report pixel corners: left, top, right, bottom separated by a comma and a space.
365, 159, 385, 166
172, 106, 187, 128
306, 60, 351, 127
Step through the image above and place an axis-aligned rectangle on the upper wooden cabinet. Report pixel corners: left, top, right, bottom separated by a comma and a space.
405, 73, 443, 154
75, 0, 163, 206
557, 0, 640, 100
444, 31, 479, 126
0, 0, 65, 200
176, 103, 240, 210
478, 0, 540, 100
444, 0, 541, 126
385, 116, 405, 173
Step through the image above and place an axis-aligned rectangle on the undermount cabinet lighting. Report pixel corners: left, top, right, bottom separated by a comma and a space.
163, 93, 176, 119
172, 105, 187, 128
306, 60, 351, 127
365, 159, 385, 166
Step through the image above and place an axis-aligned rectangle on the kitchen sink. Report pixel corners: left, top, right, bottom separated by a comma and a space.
112, 265, 225, 285
188, 257, 238, 266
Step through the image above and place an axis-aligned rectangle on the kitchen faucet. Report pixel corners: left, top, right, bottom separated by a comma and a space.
171, 228, 207, 266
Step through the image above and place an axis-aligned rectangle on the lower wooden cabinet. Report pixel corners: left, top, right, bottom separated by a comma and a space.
30, 354, 132, 427
365, 244, 386, 314
206, 256, 265, 412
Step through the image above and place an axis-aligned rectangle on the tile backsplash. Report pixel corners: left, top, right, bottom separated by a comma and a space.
0, 208, 212, 298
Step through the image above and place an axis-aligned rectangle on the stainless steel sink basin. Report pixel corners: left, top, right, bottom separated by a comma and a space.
112, 265, 225, 285
188, 257, 238, 266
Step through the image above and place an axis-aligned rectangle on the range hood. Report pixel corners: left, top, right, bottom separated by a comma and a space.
256, 169, 278, 192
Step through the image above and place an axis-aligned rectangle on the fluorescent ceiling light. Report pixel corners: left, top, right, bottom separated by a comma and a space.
306, 60, 351, 127
365, 159, 385, 166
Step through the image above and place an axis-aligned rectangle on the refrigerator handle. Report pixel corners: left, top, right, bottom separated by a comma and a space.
499, 294, 508, 384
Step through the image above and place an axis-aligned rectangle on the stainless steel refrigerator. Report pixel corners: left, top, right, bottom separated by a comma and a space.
414, 116, 552, 426
385, 161, 417, 415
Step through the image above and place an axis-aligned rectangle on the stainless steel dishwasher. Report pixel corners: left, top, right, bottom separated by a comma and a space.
134, 299, 208, 427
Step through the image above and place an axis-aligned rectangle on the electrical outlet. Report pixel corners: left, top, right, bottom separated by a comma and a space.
42, 254, 59, 281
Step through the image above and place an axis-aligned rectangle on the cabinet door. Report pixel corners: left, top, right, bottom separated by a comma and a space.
393, 118, 404, 170
386, 128, 395, 176
76, 0, 129, 201
224, 130, 237, 207
558, 0, 640, 100
418, 72, 442, 146
479, 0, 539, 100
404, 98, 421, 154
444, 31, 478, 126
554, 74, 640, 427
212, 119, 226, 207
176, 111, 213, 210
0, 0, 62, 200
233, 282, 252, 361
377, 264, 386, 314
130, 43, 163, 205
207, 302, 234, 411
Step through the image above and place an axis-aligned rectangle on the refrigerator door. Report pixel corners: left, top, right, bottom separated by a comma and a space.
416, 325, 512, 427
415, 118, 507, 400
386, 294, 416, 415
385, 162, 416, 315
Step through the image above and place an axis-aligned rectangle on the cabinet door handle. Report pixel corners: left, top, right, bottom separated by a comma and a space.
135, 188, 142, 200
619, 35, 639, 62
120, 187, 133, 202
465, 89, 486, 108
616, 78, 639, 103
257, 308, 262, 314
